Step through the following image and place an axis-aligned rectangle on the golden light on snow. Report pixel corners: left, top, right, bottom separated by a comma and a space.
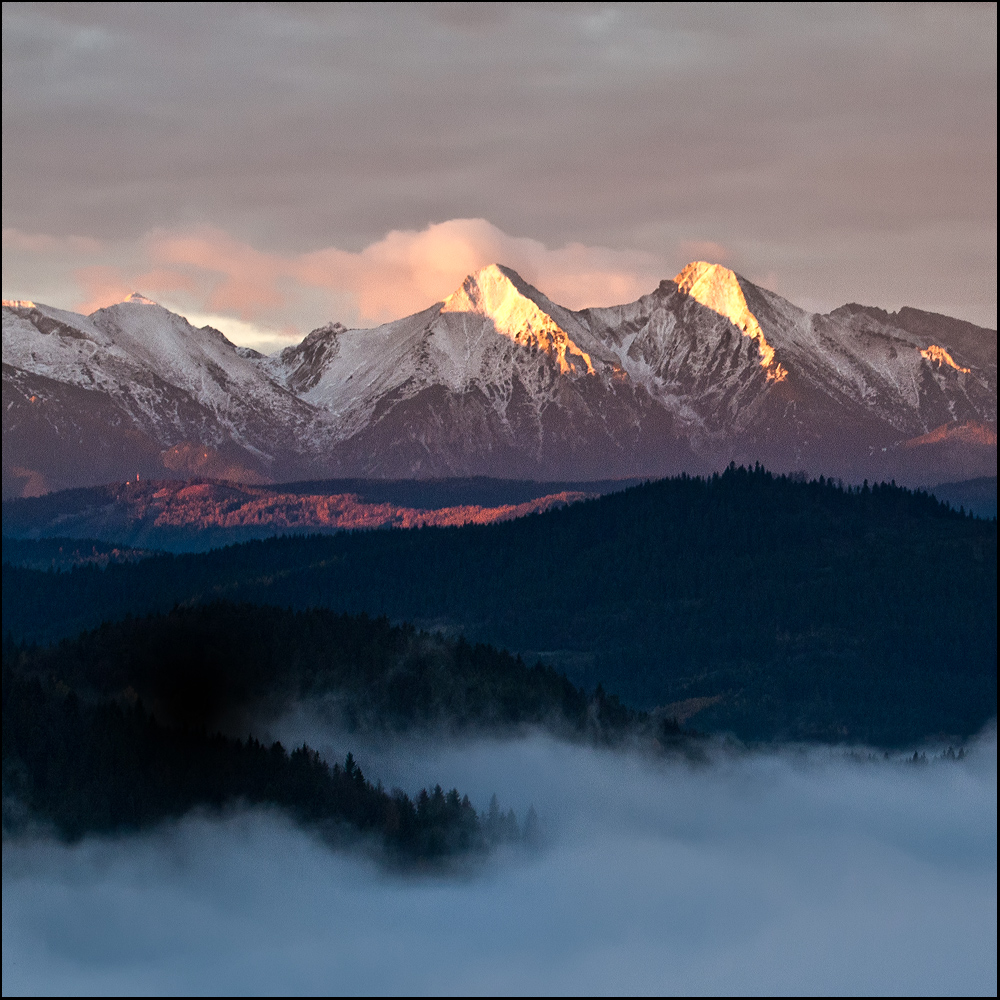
442, 265, 595, 375
675, 261, 788, 381
920, 344, 970, 374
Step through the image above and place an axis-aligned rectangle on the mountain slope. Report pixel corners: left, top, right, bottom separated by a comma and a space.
3, 264, 996, 495
0, 477, 594, 552
264, 264, 694, 479
3, 295, 320, 495
265, 262, 996, 482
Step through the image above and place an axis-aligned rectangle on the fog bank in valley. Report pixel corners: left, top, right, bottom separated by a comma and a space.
3, 723, 996, 997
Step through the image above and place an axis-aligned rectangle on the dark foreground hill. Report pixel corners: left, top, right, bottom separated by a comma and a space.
4, 604, 604, 856
4, 467, 996, 745
4, 602, 640, 738
3, 671, 485, 860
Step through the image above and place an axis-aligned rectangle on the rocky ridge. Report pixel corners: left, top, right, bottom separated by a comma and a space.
3, 263, 995, 496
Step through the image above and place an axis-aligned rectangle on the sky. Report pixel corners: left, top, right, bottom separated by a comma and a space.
2, 2, 996, 353
3, 728, 996, 995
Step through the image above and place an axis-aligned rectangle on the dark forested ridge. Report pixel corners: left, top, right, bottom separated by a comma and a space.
1, 537, 161, 571
924, 476, 997, 520
4, 467, 996, 745
3, 603, 639, 737
0, 605, 634, 853
2, 666, 489, 859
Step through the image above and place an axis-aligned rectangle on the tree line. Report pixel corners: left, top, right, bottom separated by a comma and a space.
4, 466, 995, 744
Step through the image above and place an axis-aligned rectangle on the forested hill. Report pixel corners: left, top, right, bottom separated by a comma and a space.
3, 666, 488, 860
2, 604, 612, 855
4, 467, 996, 745
3, 603, 639, 738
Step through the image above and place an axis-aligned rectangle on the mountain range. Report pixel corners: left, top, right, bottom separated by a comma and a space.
3, 262, 996, 497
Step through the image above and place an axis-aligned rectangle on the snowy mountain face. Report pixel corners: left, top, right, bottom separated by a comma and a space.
261, 264, 684, 479
2, 294, 321, 496
3, 265, 996, 497
263, 262, 996, 481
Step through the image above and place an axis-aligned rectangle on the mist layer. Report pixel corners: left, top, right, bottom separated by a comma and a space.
3, 729, 996, 997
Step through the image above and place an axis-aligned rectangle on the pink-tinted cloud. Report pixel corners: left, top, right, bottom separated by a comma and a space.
150, 228, 288, 317
54, 220, 690, 337
142, 219, 671, 326
73, 265, 196, 314
304, 219, 668, 320
73, 266, 136, 313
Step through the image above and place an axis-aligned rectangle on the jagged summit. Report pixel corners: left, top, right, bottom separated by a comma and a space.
116, 292, 158, 307
674, 261, 786, 380
441, 264, 537, 313
442, 264, 595, 375
3, 263, 995, 496
315, 321, 347, 335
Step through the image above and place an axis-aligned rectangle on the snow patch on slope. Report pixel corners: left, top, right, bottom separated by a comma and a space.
921, 345, 971, 374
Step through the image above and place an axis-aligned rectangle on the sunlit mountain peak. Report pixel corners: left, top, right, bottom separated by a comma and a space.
675, 261, 786, 380
441, 264, 533, 316
441, 264, 595, 375
120, 292, 159, 306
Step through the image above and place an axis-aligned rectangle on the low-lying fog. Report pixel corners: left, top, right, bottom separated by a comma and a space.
4, 714, 996, 997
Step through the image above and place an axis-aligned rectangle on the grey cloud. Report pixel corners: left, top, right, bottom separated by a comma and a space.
3, 727, 996, 996
2, 3, 996, 324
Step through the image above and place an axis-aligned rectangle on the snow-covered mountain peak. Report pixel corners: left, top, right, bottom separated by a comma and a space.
74, 297, 293, 413
118, 292, 159, 306
675, 261, 786, 380
440, 264, 543, 321
5, 266, 995, 497
441, 264, 595, 375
